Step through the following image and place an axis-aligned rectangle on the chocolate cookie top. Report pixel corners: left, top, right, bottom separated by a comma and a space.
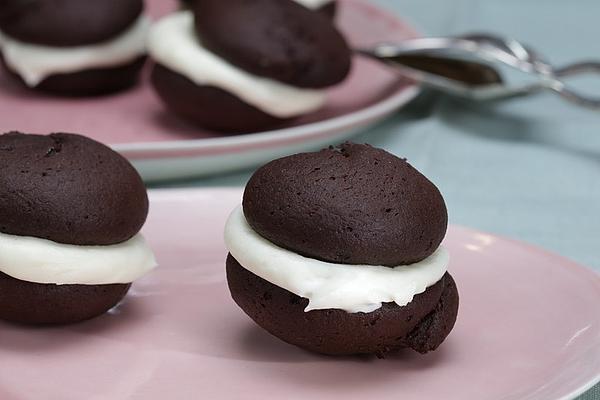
243, 143, 448, 266
193, 0, 351, 88
0, 132, 148, 246
0, 0, 143, 47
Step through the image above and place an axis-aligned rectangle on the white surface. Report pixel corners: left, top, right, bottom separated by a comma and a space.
224, 206, 448, 313
0, 15, 150, 87
147, 11, 326, 118
0, 232, 157, 285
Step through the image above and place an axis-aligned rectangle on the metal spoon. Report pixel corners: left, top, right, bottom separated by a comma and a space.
463, 33, 600, 108
359, 34, 600, 110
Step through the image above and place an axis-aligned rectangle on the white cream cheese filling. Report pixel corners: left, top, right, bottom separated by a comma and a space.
147, 11, 326, 118
0, 231, 157, 285
224, 206, 448, 313
0, 14, 151, 87
296, 0, 334, 10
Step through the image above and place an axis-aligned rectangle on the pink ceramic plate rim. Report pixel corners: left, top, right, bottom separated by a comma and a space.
119, 86, 419, 160
453, 231, 600, 400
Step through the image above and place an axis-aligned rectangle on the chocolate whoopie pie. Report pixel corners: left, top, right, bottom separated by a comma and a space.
0, 132, 156, 325
0, 0, 149, 96
225, 143, 459, 356
148, 0, 351, 132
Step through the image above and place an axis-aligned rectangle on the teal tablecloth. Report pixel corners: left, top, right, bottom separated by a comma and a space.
156, 0, 600, 397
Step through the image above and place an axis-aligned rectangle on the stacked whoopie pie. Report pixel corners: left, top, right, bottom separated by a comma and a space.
148, 0, 352, 132
0, 0, 149, 95
225, 143, 459, 356
0, 132, 156, 325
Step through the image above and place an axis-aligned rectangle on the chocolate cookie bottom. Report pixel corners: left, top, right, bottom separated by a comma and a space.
0, 272, 131, 325
1, 56, 146, 96
150, 63, 289, 133
226, 254, 459, 356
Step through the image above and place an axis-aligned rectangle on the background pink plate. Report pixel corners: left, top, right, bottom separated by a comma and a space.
0, 0, 419, 181
0, 188, 598, 400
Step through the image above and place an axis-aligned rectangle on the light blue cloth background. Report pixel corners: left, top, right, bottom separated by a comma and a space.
155, 1, 600, 397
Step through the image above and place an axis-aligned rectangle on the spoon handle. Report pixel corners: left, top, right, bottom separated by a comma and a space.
554, 61, 600, 77
547, 62, 600, 110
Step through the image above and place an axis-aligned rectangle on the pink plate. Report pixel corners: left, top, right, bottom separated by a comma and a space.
0, 0, 419, 181
0, 188, 598, 400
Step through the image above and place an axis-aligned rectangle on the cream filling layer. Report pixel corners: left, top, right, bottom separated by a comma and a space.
0, 14, 151, 87
296, 0, 334, 10
0, 232, 157, 285
224, 206, 448, 313
147, 11, 326, 118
